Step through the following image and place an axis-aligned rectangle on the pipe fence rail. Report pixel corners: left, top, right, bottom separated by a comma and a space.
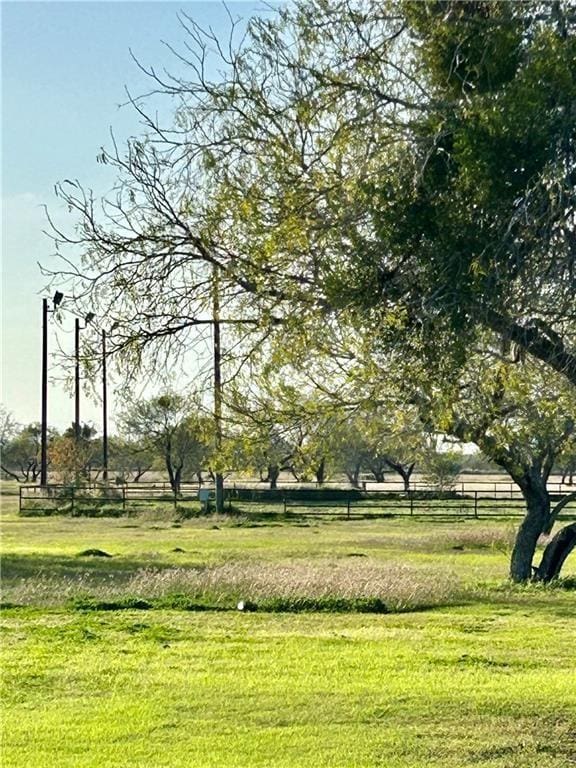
18, 481, 576, 520
18, 482, 201, 516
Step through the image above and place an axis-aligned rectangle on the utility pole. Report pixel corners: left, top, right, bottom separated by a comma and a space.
102, 329, 109, 482
74, 312, 95, 443
213, 266, 224, 513
74, 318, 81, 442
40, 299, 48, 487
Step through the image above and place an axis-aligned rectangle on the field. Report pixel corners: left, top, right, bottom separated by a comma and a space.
1, 486, 575, 767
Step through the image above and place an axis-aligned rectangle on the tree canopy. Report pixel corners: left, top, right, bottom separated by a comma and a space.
49, 0, 575, 385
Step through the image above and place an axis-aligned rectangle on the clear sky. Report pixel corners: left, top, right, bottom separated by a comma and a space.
1, 0, 271, 432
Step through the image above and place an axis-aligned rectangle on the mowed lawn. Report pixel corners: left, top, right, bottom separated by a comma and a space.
1, 490, 575, 767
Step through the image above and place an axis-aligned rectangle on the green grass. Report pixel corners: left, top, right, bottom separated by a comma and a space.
1, 491, 576, 767
0, 509, 523, 611
2, 605, 575, 767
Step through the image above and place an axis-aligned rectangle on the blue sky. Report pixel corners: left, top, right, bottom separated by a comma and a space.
2, 0, 271, 431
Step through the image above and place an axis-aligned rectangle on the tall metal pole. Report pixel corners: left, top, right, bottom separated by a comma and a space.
74, 318, 81, 442
213, 266, 224, 513
40, 299, 48, 486
102, 329, 109, 482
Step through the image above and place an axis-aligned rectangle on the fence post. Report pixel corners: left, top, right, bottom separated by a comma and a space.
474, 491, 479, 519
410, 491, 414, 516
283, 492, 287, 515
347, 494, 351, 519
71, 486, 75, 516
122, 486, 126, 515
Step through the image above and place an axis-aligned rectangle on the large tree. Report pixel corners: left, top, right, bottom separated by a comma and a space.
49, 0, 576, 579
414, 346, 576, 580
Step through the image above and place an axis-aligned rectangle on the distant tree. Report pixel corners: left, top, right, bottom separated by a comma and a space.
119, 393, 211, 494
361, 411, 424, 491
60, 422, 100, 480
0, 406, 17, 450
49, 438, 85, 485
324, 416, 367, 489
108, 436, 157, 483
2, 423, 57, 483
225, 377, 336, 488
460, 452, 501, 475
238, 426, 294, 490
322, 406, 424, 490
420, 444, 463, 493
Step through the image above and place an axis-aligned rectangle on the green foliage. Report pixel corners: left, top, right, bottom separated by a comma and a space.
404, 1, 525, 96
371, 1, 576, 370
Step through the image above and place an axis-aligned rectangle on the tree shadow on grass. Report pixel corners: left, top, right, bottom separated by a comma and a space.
0, 552, 190, 585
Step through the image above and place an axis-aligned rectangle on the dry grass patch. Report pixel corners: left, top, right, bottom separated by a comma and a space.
3, 559, 462, 613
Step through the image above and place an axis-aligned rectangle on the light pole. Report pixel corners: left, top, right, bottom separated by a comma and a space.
74, 312, 95, 442
102, 328, 109, 482
212, 266, 225, 513
40, 291, 64, 487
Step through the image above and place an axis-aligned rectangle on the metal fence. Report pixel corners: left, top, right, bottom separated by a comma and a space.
18, 481, 576, 520
18, 482, 201, 516
228, 486, 576, 519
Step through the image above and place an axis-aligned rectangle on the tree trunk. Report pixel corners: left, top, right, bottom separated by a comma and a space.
401, 464, 415, 492
510, 473, 550, 582
315, 457, 326, 486
133, 465, 151, 482
174, 464, 182, 495
385, 459, 415, 492
544, 491, 576, 535
561, 462, 575, 484
535, 522, 576, 582
165, 449, 177, 494
346, 464, 361, 489
214, 472, 224, 512
268, 465, 280, 490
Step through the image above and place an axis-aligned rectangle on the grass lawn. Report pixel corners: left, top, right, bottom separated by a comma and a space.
1, 489, 575, 767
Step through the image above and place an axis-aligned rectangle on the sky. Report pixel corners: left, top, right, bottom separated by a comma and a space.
1, 0, 272, 432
